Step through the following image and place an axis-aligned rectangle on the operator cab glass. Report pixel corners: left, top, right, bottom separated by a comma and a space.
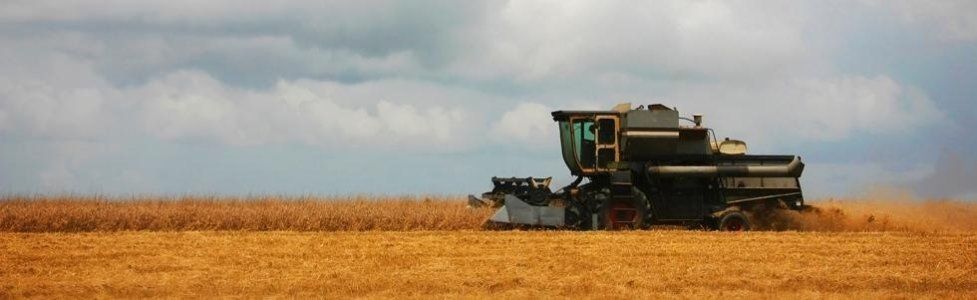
558, 115, 621, 174
558, 119, 597, 173
558, 121, 581, 174
573, 120, 597, 169
555, 111, 621, 175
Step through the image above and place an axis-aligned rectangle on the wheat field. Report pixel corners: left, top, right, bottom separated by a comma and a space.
0, 195, 491, 232
2, 195, 976, 232
2, 231, 976, 298
2, 195, 977, 298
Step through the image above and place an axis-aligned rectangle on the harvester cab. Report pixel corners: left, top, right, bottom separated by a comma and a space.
471, 103, 806, 231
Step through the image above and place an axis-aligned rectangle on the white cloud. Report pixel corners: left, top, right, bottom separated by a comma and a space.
666, 75, 942, 151
0, 54, 478, 150
0, 1, 321, 23
136, 71, 238, 143
0, 1, 971, 195
869, 0, 977, 41
129, 72, 477, 149
377, 101, 467, 143
490, 102, 556, 148
449, 1, 817, 82
0, 77, 114, 139
788, 76, 942, 138
493, 75, 943, 153
276, 83, 384, 143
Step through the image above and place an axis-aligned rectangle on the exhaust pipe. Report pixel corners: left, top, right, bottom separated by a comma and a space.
647, 156, 804, 178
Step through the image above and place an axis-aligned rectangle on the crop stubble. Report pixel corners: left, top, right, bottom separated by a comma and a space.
1, 231, 976, 298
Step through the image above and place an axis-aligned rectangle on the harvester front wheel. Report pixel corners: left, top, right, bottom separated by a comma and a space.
597, 188, 649, 230
718, 211, 751, 232
565, 200, 591, 230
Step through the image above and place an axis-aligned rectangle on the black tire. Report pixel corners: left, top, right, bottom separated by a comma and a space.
565, 199, 591, 230
597, 188, 648, 230
637, 189, 654, 230
718, 211, 751, 232
567, 183, 599, 230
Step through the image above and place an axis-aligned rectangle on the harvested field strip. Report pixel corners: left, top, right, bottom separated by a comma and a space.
2, 231, 976, 298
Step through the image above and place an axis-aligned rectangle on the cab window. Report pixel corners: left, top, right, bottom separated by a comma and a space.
573, 120, 596, 168
598, 118, 616, 145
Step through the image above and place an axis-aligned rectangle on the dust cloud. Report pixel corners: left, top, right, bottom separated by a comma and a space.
761, 188, 977, 232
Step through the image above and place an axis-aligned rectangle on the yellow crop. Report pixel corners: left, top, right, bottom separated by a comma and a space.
2, 195, 976, 297
0, 195, 491, 232
2, 231, 975, 298
2, 195, 975, 232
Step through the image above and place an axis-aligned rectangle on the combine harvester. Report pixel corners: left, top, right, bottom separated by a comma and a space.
470, 103, 805, 231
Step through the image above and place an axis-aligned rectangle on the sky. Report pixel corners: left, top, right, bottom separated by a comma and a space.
1, 1, 975, 199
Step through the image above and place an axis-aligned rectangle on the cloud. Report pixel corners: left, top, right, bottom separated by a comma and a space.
0, 57, 479, 150
0, 83, 111, 139
911, 149, 977, 199
377, 101, 467, 143
664, 75, 943, 151
0, 1, 819, 87
445, 1, 817, 83
133, 72, 478, 149
0, 1, 971, 195
0, 1, 489, 85
869, 0, 977, 41
788, 76, 942, 137
490, 103, 557, 149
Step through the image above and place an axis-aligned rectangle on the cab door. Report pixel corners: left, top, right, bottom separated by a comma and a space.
569, 117, 597, 173
595, 116, 620, 171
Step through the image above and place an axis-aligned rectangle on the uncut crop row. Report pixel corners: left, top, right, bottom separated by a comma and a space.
0, 195, 492, 232
1, 195, 975, 232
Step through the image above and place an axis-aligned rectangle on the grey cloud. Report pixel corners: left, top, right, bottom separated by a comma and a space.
442, 2, 822, 84
593, 75, 943, 151
0, 1, 974, 196
489, 102, 557, 150
0, 1, 822, 89
2, 67, 488, 150
0, 34, 496, 150
911, 149, 977, 199
869, 0, 977, 42
1, 1, 492, 87
2, 1, 968, 89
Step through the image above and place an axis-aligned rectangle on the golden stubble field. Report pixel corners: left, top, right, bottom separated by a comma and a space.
3, 231, 976, 298
2, 195, 977, 298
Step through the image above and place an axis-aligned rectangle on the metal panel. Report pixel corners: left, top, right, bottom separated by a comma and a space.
490, 195, 565, 226
625, 109, 679, 129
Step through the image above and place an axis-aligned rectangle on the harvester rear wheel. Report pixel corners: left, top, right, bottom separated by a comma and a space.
718, 211, 751, 231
